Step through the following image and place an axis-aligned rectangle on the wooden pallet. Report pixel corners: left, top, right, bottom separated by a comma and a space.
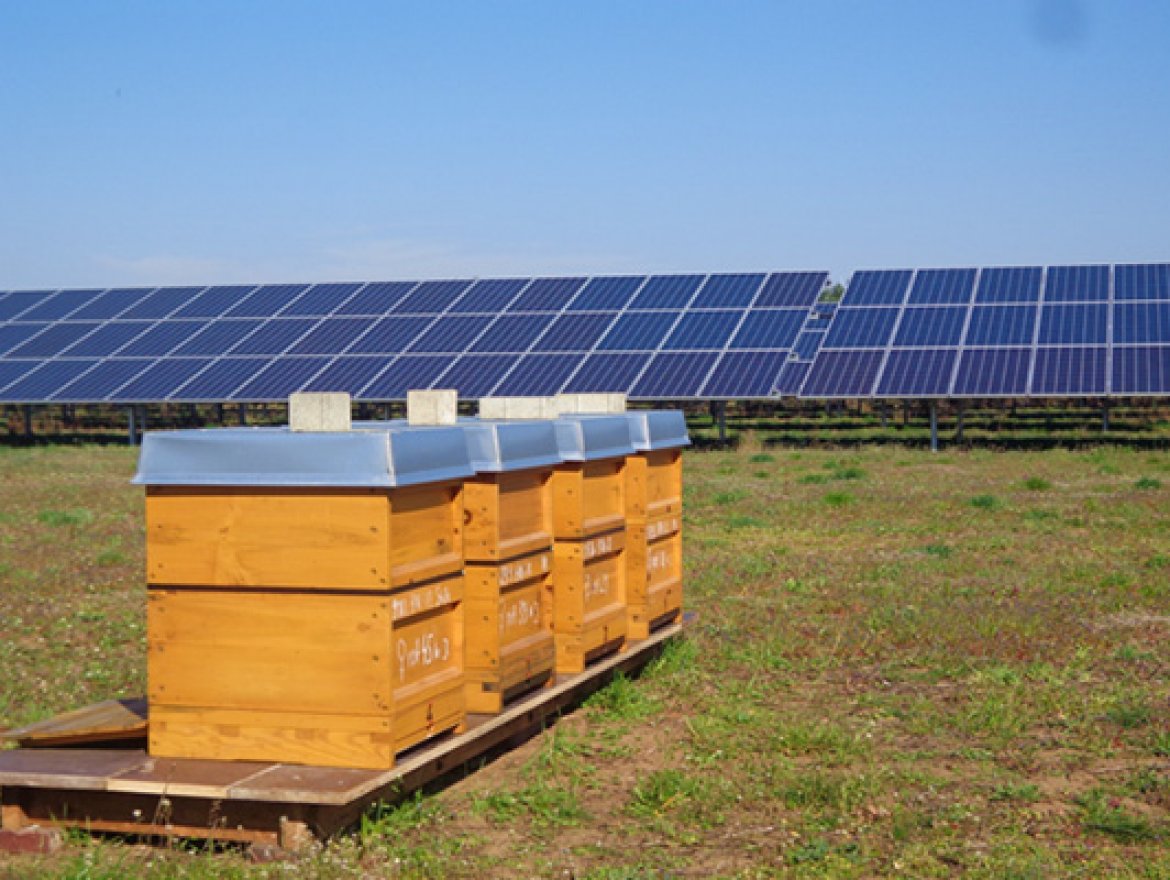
0, 620, 684, 852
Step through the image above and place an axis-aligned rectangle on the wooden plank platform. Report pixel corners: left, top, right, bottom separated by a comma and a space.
0, 620, 684, 850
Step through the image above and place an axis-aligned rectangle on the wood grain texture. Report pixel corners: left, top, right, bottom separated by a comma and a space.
551, 529, 628, 673
462, 471, 554, 562
551, 459, 627, 539
2, 698, 147, 748
626, 515, 684, 639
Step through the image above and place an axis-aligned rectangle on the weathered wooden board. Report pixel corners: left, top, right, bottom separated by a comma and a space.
550, 459, 626, 540
462, 471, 554, 562
1, 699, 147, 748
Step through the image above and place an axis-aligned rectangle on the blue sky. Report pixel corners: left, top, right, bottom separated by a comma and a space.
2, 1, 1168, 289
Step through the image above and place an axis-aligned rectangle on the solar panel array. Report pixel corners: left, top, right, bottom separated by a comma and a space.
800, 264, 1170, 399
0, 272, 828, 403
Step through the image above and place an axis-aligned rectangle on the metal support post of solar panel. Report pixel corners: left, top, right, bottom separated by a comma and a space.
0, 273, 830, 405
798, 263, 1170, 401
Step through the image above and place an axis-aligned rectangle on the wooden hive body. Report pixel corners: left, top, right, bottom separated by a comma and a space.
549, 459, 628, 673
145, 482, 466, 770
625, 448, 685, 639
461, 472, 556, 713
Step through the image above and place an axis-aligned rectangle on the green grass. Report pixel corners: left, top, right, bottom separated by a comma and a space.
3, 443, 1170, 877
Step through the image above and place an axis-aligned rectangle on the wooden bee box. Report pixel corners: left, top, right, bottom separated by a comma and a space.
462, 470, 554, 563
134, 424, 476, 770
550, 458, 627, 540
626, 513, 683, 639
551, 528, 628, 674
464, 547, 556, 713
625, 448, 683, 523
147, 573, 465, 769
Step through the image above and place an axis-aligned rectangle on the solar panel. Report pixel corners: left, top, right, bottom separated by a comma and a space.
562, 353, 651, 393
964, 305, 1036, 346
1115, 264, 1170, 301
407, 316, 492, 353
52, 359, 151, 401
394, 280, 474, 314
774, 360, 811, 396
279, 283, 363, 317
116, 321, 196, 357
0, 292, 54, 321
120, 287, 207, 320
60, 321, 153, 357
690, 273, 765, 309
532, 313, 616, 352
493, 354, 580, 396
876, 349, 958, 396
629, 275, 703, 310
1044, 265, 1109, 302
0, 360, 99, 402
801, 350, 885, 398
347, 316, 431, 354
288, 318, 378, 355
952, 348, 1032, 396
845, 271, 912, 305
7, 323, 101, 358
335, 282, 416, 316
449, 279, 528, 314
226, 284, 310, 318
1113, 345, 1170, 394
0, 360, 31, 394
174, 320, 264, 357
173, 357, 271, 400
173, 285, 258, 319
598, 313, 678, 351
0, 323, 50, 356
1114, 302, 1170, 344
754, 272, 828, 307
730, 310, 807, 349
302, 356, 393, 395
662, 311, 741, 350
631, 352, 719, 398
233, 357, 332, 400
435, 354, 517, 397
907, 269, 976, 305
111, 358, 214, 401
702, 351, 787, 397
823, 308, 900, 348
509, 278, 587, 312
1031, 347, 1107, 395
567, 276, 645, 311
469, 314, 553, 353
229, 318, 318, 355
360, 356, 451, 399
792, 329, 826, 361
975, 267, 1042, 303
893, 307, 967, 347
18, 289, 104, 322
1037, 304, 1109, 345
69, 288, 156, 320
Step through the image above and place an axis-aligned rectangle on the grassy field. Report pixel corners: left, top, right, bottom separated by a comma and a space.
2, 440, 1170, 878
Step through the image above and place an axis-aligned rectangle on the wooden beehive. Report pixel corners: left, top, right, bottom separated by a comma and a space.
455, 418, 561, 712
135, 425, 474, 770
621, 412, 689, 639
464, 547, 555, 712
546, 415, 636, 673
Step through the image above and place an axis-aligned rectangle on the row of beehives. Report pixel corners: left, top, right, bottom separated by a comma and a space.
131, 394, 688, 770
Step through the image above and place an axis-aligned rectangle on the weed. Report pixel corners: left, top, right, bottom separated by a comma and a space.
713, 489, 747, 506
96, 549, 127, 567
628, 769, 705, 817
36, 508, 93, 527
832, 466, 866, 481
823, 491, 853, 507
1136, 476, 1162, 490
585, 673, 658, 721
923, 543, 952, 558
749, 452, 776, 464
991, 782, 1040, 802
726, 514, 766, 529
475, 783, 587, 828
798, 473, 830, 485
1105, 699, 1151, 729
1077, 789, 1160, 841
1022, 476, 1051, 491
969, 494, 1001, 511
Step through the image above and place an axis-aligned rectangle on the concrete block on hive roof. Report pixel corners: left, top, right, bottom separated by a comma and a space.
289, 392, 351, 432
408, 389, 458, 426
478, 396, 559, 421
556, 393, 627, 415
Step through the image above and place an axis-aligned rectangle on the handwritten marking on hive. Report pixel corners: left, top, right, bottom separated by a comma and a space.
397, 632, 451, 681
